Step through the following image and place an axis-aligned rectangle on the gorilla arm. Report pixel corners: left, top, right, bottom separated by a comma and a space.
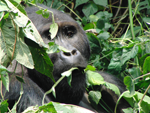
79, 71, 130, 113
1, 61, 50, 112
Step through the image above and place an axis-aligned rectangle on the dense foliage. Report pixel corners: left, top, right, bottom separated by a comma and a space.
1, 0, 150, 113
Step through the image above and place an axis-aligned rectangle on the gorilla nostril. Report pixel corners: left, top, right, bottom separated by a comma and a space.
63, 52, 71, 56
71, 49, 77, 55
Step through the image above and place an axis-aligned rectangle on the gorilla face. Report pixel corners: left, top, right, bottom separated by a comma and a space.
26, 5, 90, 104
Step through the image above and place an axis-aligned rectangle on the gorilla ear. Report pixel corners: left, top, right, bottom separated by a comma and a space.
63, 26, 77, 37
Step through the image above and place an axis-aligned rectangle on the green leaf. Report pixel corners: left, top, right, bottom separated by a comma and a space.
143, 17, 150, 25
75, 0, 89, 8
42, 9, 50, 18
58, 45, 71, 53
143, 56, 150, 74
86, 33, 101, 54
119, 91, 150, 113
89, 15, 99, 22
108, 50, 122, 73
15, 29, 34, 69
128, 67, 140, 82
124, 76, 135, 95
139, 54, 150, 70
47, 42, 58, 54
16, 75, 25, 83
121, 45, 138, 65
145, 42, 150, 53
29, 47, 54, 82
104, 82, 121, 96
0, 1, 9, 11
0, 64, 7, 72
1, 71, 9, 92
97, 32, 110, 40
86, 70, 105, 86
82, 3, 98, 17
0, 100, 9, 113
88, 91, 101, 109
85, 65, 96, 72
61, 67, 78, 77
83, 23, 94, 30
122, 107, 134, 113
36, 9, 43, 15
96, 19, 105, 29
93, 0, 108, 7
49, 23, 58, 39
121, 26, 141, 38
61, 67, 78, 87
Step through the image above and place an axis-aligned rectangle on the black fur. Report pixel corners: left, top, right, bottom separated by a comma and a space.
1, 4, 129, 113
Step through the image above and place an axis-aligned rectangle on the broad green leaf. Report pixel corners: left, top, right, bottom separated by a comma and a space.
104, 82, 120, 96
108, 50, 122, 73
121, 45, 138, 65
88, 91, 101, 109
119, 91, 150, 113
6, 1, 28, 27
15, 29, 34, 69
143, 56, 150, 74
92, 55, 102, 70
97, 19, 105, 29
82, 3, 98, 17
0, 17, 17, 66
139, 54, 150, 70
143, 17, 150, 25
93, 0, 108, 7
75, 0, 89, 8
0, 1, 9, 11
1, 71, 9, 92
128, 67, 140, 82
49, 23, 58, 39
86, 33, 101, 54
83, 23, 94, 30
97, 32, 110, 40
0, 64, 7, 72
29, 47, 54, 82
5, 0, 46, 47
86, 70, 105, 86
121, 26, 141, 38
0, 17, 33, 69
89, 15, 99, 22
0, 100, 9, 113
124, 76, 135, 95
9, 0, 27, 15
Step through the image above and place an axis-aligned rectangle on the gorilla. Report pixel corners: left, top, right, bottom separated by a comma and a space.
1, 4, 129, 113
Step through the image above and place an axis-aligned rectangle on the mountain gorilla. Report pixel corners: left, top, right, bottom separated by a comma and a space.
2, 4, 129, 113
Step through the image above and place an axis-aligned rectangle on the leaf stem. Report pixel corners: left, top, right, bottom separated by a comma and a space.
42, 75, 65, 105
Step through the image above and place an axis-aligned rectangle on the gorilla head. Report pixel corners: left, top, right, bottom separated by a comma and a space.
25, 4, 90, 105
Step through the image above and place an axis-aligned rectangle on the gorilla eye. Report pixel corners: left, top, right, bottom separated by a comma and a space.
43, 30, 52, 40
63, 26, 77, 37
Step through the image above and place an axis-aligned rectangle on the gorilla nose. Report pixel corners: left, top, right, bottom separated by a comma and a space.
63, 49, 77, 56
60, 49, 87, 67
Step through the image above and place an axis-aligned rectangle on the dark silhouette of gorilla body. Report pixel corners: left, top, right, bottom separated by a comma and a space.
2, 4, 129, 113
